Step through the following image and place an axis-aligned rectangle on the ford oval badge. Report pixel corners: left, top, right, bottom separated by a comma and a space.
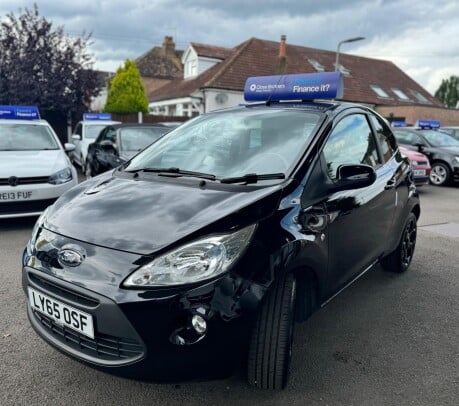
57, 249, 83, 267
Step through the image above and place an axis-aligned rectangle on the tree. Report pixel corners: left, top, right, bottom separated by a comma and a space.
0, 5, 101, 121
435, 76, 459, 108
104, 59, 148, 114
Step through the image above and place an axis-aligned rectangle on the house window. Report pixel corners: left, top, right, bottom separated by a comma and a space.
185, 59, 198, 79
410, 89, 430, 104
392, 88, 410, 101
370, 85, 390, 98
307, 58, 325, 72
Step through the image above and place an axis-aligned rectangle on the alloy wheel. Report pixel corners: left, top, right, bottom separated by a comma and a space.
430, 165, 447, 185
401, 218, 416, 268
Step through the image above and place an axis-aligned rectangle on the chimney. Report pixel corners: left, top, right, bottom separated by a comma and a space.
162, 36, 175, 56
279, 34, 286, 58
277, 34, 287, 73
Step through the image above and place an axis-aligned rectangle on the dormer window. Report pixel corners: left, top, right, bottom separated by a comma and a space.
370, 85, 390, 98
392, 88, 410, 101
185, 59, 197, 78
307, 58, 325, 72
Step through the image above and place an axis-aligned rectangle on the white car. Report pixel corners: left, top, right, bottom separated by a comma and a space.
70, 114, 120, 172
0, 106, 78, 218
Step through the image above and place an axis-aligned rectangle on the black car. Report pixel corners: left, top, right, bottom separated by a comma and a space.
23, 72, 419, 390
85, 124, 170, 178
393, 128, 459, 186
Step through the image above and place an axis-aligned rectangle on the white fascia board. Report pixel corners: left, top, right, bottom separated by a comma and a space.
182, 45, 197, 64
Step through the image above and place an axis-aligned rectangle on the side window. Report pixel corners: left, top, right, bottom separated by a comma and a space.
106, 128, 117, 143
96, 128, 107, 143
323, 114, 380, 181
369, 115, 397, 162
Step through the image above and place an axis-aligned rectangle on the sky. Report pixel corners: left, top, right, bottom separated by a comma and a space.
1, 0, 458, 95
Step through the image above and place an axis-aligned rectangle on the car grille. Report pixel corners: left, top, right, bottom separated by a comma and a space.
29, 273, 99, 308
416, 161, 429, 166
33, 310, 145, 361
0, 176, 49, 185
0, 198, 56, 215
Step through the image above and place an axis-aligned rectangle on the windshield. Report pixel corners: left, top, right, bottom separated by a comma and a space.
85, 124, 108, 139
422, 130, 459, 147
125, 108, 322, 179
0, 123, 59, 151
120, 127, 169, 151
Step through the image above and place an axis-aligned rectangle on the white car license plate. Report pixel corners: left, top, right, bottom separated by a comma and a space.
28, 287, 94, 339
413, 169, 426, 176
0, 191, 33, 201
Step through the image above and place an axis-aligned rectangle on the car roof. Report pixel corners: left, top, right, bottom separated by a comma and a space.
0, 119, 51, 126
109, 123, 168, 129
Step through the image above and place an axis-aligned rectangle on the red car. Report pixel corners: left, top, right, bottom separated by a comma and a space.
399, 145, 431, 186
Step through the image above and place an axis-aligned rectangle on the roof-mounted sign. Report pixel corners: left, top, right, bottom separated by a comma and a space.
415, 119, 440, 129
244, 72, 344, 102
0, 105, 40, 120
83, 113, 112, 121
391, 121, 407, 127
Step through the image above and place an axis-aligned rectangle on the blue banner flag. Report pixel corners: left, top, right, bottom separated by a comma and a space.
83, 113, 112, 121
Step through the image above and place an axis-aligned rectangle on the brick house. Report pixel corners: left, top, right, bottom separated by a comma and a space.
148, 36, 459, 125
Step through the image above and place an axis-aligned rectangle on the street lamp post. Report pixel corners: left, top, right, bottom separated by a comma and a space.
335, 36, 365, 71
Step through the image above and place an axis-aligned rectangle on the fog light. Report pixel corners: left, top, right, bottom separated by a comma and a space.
191, 314, 207, 335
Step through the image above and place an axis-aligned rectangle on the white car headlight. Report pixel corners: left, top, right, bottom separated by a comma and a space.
48, 167, 73, 185
454, 156, 459, 164
123, 224, 257, 287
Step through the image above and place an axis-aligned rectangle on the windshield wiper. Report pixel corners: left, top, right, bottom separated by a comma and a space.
125, 167, 217, 181
220, 173, 286, 184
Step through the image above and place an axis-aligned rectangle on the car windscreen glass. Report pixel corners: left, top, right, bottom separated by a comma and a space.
421, 130, 459, 147
120, 127, 168, 151
85, 124, 108, 139
0, 124, 59, 151
125, 109, 322, 179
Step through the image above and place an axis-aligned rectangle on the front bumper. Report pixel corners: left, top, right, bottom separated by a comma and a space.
0, 179, 77, 218
22, 263, 257, 379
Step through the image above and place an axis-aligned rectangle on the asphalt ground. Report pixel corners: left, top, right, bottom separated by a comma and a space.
0, 182, 458, 405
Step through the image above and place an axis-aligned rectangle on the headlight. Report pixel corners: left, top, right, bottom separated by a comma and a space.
454, 156, 459, 164
28, 207, 49, 252
48, 167, 72, 185
123, 224, 257, 287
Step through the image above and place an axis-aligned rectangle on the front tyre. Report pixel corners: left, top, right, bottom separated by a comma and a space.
381, 212, 417, 273
429, 162, 451, 186
247, 273, 296, 390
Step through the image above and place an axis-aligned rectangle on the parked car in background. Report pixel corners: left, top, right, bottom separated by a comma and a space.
70, 113, 120, 173
85, 123, 170, 177
393, 128, 459, 186
0, 106, 77, 218
440, 126, 459, 141
23, 72, 420, 390
399, 146, 431, 186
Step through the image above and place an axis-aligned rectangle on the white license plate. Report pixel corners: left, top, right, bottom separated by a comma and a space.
0, 191, 33, 201
413, 169, 426, 176
28, 287, 94, 339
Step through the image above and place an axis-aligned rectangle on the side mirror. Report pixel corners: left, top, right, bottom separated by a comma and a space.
71, 134, 81, 141
64, 143, 75, 152
100, 140, 117, 153
414, 142, 424, 152
332, 164, 376, 192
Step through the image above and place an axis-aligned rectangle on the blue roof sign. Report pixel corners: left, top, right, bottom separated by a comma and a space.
83, 112, 112, 121
0, 105, 40, 120
391, 121, 407, 127
244, 72, 344, 102
415, 119, 440, 129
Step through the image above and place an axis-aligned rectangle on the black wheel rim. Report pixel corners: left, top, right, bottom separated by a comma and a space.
401, 218, 416, 268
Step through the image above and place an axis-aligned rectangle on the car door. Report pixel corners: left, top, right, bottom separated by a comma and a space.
320, 111, 396, 293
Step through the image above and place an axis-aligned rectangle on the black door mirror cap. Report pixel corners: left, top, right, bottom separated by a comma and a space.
413, 142, 424, 152
332, 164, 376, 192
